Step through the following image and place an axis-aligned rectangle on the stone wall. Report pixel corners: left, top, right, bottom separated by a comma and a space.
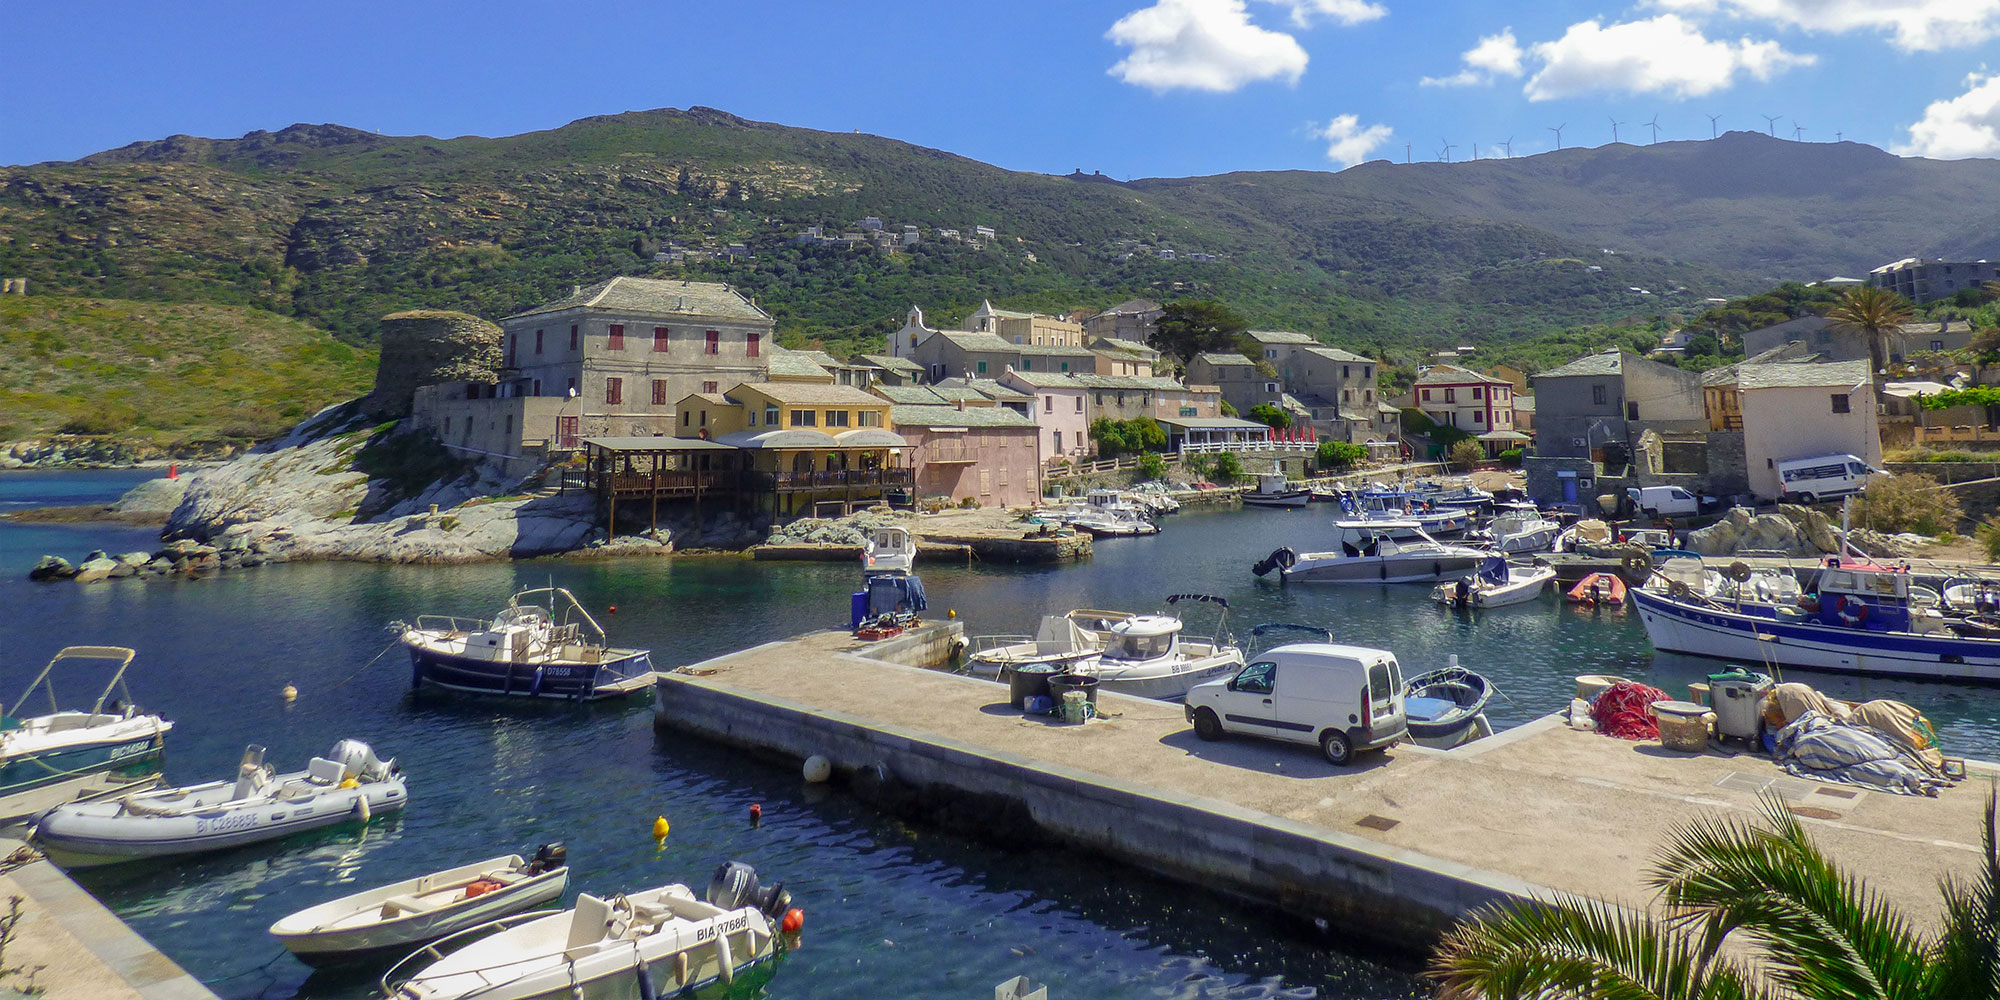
1705, 431, 1748, 497
365, 311, 503, 420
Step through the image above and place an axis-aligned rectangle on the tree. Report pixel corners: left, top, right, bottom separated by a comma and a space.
1431, 793, 2000, 1000
1317, 440, 1367, 470
1151, 300, 1249, 363
1247, 404, 1292, 429
1853, 472, 1962, 536
1826, 286, 1914, 381
1211, 451, 1245, 484
1447, 438, 1484, 472
1134, 450, 1167, 480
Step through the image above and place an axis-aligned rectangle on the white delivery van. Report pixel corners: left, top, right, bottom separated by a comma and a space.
1183, 643, 1407, 765
1626, 485, 1716, 518
1777, 454, 1885, 504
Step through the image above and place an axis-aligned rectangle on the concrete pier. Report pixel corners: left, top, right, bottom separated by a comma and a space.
656, 630, 1997, 956
0, 840, 217, 1000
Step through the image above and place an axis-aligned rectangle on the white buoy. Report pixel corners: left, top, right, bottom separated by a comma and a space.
802, 755, 832, 783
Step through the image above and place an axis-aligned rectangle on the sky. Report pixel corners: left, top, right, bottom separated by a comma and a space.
7, 1, 2000, 176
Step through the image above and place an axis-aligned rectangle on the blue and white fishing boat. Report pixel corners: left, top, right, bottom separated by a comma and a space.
1632, 557, 2000, 682
397, 588, 655, 701
1401, 658, 1494, 749
0, 647, 171, 815
1339, 490, 1475, 537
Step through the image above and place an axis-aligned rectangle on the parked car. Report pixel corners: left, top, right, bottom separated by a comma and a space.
1776, 454, 1886, 505
1183, 643, 1408, 765
1626, 485, 1716, 518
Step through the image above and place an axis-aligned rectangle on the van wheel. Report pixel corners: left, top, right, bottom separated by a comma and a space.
1193, 708, 1223, 741
1800, 493, 1817, 505
1320, 731, 1353, 765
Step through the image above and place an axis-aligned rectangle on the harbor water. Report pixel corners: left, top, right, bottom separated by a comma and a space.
5, 471, 2000, 999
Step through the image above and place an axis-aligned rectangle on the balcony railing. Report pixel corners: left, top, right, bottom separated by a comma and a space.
747, 469, 915, 492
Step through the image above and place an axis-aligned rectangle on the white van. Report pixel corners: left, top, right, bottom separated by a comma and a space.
1626, 485, 1716, 518
1183, 643, 1407, 765
1777, 454, 1885, 504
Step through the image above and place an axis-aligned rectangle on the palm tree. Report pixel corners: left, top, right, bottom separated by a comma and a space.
1825, 286, 1914, 380
1430, 792, 1998, 1000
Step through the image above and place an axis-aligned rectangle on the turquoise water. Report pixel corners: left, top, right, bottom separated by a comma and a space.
0, 468, 163, 573
5, 484, 2000, 999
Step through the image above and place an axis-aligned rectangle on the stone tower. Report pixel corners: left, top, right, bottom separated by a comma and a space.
364, 310, 503, 419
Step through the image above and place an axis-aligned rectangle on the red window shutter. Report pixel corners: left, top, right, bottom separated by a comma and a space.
746, 333, 760, 357
706, 330, 719, 355
569, 325, 578, 350
652, 380, 668, 406
654, 327, 670, 352
608, 325, 624, 351
535, 330, 544, 354
606, 377, 622, 405
703, 381, 718, 394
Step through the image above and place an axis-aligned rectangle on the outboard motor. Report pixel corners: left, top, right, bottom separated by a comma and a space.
706, 861, 792, 918
1251, 546, 1298, 578
528, 842, 568, 874
327, 739, 393, 781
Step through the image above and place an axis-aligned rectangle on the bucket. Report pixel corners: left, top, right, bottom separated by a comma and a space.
1047, 673, 1100, 707
1651, 701, 1713, 753
1006, 664, 1058, 708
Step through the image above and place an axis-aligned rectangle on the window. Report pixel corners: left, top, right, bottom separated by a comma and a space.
1932, 339, 1945, 351
1265, 382, 1278, 393
1053, 430, 1063, 452
532, 378, 542, 396
703, 380, 718, 394
1044, 395, 1053, 413
1364, 389, 1373, 403
747, 410, 756, 427
1342, 365, 1350, 378
682, 411, 691, 427
765, 405, 779, 425
1444, 388, 1456, 403
1831, 393, 1850, 414
653, 380, 669, 406
652, 327, 669, 352
859, 411, 883, 427
1074, 397, 1082, 413
826, 410, 851, 428
1364, 366, 1372, 379
976, 360, 988, 374
1233, 661, 1276, 695
1021, 357, 1032, 370
506, 333, 517, 366
706, 330, 720, 355
1473, 410, 1484, 424
1627, 402, 1639, 420
1472, 386, 1483, 399
699, 410, 708, 427
1421, 388, 1431, 401
1059, 362, 1069, 372
569, 325, 578, 350
608, 325, 624, 351
605, 377, 623, 405
747, 333, 760, 357
535, 329, 544, 354
1592, 384, 1607, 405
791, 409, 817, 426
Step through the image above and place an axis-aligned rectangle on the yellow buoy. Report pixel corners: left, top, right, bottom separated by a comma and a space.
281, 684, 298, 702
652, 815, 670, 839
947, 609, 957, 619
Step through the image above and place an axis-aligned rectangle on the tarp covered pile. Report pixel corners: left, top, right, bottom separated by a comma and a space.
1764, 681, 1949, 797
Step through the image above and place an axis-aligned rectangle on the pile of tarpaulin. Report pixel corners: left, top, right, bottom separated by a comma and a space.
1764, 682, 1950, 797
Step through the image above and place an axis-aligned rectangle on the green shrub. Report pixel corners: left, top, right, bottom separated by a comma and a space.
1447, 439, 1484, 472
1089, 416, 1167, 457
1218, 400, 1238, 417
1135, 451, 1168, 480
1211, 452, 1245, 484
1317, 440, 1368, 471
1182, 454, 1212, 482
1247, 404, 1291, 429
1853, 472, 1962, 535
1979, 517, 2000, 562
1497, 447, 1524, 468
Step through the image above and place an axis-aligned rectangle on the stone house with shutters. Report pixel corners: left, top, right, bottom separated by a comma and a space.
888, 403, 1042, 507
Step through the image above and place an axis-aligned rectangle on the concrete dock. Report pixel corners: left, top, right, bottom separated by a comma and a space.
0, 841, 216, 1000
656, 629, 1997, 955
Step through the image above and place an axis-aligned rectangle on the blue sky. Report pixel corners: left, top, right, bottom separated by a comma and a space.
7, 1, 2000, 175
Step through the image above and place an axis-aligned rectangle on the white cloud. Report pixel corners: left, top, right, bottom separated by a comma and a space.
1523, 15, 1814, 101
1106, 0, 1310, 92
1262, 0, 1387, 27
1655, 0, 2000, 53
1897, 72, 2000, 158
1420, 28, 1524, 87
1313, 114, 1395, 167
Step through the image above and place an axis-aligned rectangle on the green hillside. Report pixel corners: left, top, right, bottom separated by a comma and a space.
0, 295, 376, 445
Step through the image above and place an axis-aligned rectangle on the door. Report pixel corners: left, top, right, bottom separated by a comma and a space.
557, 416, 579, 450
1270, 664, 1339, 744
1562, 478, 1578, 504
1220, 661, 1280, 733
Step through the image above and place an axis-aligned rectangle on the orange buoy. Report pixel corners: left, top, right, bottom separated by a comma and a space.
748, 803, 762, 826
166, 463, 179, 480
609, 605, 618, 614
781, 908, 804, 933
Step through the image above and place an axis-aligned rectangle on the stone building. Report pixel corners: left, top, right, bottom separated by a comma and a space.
888, 404, 1042, 507
1082, 298, 1163, 342
1868, 257, 2000, 305
1743, 315, 1974, 367
1738, 360, 1880, 500
365, 310, 503, 420
1523, 351, 1707, 508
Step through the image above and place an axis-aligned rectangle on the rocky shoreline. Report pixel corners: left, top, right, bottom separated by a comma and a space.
1, 436, 244, 470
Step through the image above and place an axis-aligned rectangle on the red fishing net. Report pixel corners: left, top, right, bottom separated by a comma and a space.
1592, 681, 1670, 741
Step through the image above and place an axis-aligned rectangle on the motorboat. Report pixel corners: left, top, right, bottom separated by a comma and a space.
0, 647, 171, 821
1252, 521, 1489, 584
1942, 575, 2000, 615
271, 844, 570, 967
1633, 557, 2000, 681
1566, 573, 1628, 606
1401, 659, 1494, 749
1339, 490, 1476, 537
1414, 478, 1495, 515
861, 525, 916, 575
1432, 557, 1555, 609
397, 587, 655, 701
1242, 474, 1310, 508
1483, 511, 1560, 554
383, 861, 794, 1000
33, 740, 405, 866
1124, 482, 1182, 515
967, 597, 1245, 701
1066, 507, 1159, 537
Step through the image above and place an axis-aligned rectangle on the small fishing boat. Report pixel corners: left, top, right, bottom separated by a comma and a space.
34, 740, 405, 866
271, 844, 570, 967
384, 861, 794, 1000
1567, 573, 1627, 606
1401, 659, 1494, 749
1252, 521, 1489, 584
1242, 474, 1310, 508
966, 597, 1244, 701
397, 587, 655, 701
0, 647, 171, 822
1483, 511, 1560, 554
860, 525, 916, 576
1432, 557, 1554, 609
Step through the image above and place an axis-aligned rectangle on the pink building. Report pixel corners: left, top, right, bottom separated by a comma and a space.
889, 404, 1043, 507
1000, 369, 1091, 464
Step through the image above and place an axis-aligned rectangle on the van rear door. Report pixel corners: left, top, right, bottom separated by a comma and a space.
1365, 657, 1403, 737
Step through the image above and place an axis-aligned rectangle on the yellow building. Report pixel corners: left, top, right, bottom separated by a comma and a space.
675, 382, 907, 515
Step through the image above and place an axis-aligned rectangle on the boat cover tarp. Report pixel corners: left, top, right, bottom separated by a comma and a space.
1478, 556, 1508, 586
1767, 682, 1945, 773
1773, 711, 1948, 797
1590, 681, 1669, 740
866, 574, 927, 615
1404, 696, 1457, 723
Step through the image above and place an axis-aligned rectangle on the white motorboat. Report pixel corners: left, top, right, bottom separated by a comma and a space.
0, 647, 171, 822
271, 844, 570, 967
861, 525, 916, 575
398, 587, 655, 701
1484, 512, 1559, 554
966, 596, 1246, 700
1066, 507, 1159, 537
1127, 482, 1182, 514
1252, 521, 1489, 584
1433, 557, 1556, 609
384, 862, 794, 1000
34, 740, 406, 866
1242, 474, 1310, 508
1340, 490, 1476, 537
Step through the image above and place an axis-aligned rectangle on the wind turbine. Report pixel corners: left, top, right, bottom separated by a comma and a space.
1472, 142, 1479, 160
1793, 121, 1806, 141
1645, 115, 1661, 144
1548, 123, 1566, 149
1835, 130, 1844, 142
1609, 116, 1625, 143
1441, 140, 1457, 164
1706, 113, 1722, 139
1499, 137, 1513, 158
1405, 142, 1412, 164
1762, 114, 1781, 136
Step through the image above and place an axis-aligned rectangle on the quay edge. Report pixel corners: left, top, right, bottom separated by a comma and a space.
0, 838, 219, 1000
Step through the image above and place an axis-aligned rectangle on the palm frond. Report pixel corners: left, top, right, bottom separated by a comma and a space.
1925, 788, 2000, 999
1428, 893, 1763, 1000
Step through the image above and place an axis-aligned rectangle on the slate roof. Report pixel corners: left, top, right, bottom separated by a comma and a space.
1417, 363, 1512, 385
856, 354, 923, 374
871, 385, 952, 405
936, 331, 1018, 353
1194, 352, 1257, 367
1534, 353, 1627, 379
1245, 330, 1314, 345
683, 392, 734, 406
1098, 298, 1161, 316
890, 405, 1037, 428
937, 377, 1033, 402
1300, 345, 1372, 364
1092, 337, 1159, 356
1069, 374, 1189, 391
1001, 370, 1086, 389
509, 277, 771, 322
765, 348, 833, 380
733, 383, 888, 405
1017, 344, 1097, 358
1736, 360, 1871, 390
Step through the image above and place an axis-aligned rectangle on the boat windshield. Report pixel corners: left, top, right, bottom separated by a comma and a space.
494, 606, 551, 630
1109, 633, 1172, 660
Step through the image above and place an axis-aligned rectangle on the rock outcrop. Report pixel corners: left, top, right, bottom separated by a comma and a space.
765, 509, 914, 547
1686, 504, 1933, 560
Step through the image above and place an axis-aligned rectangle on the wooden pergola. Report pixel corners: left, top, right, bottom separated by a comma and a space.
580, 437, 742, 531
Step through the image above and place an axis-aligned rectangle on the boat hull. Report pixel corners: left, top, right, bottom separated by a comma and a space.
0, 729, 167, 799
276, 872, 568, 967
1242, 493, 1310, 508
34, 780, 408, 866
1285, 553, 1487, 584
1092, 654, 1243, 701
407, 644, 654, 701
1631, 587, 2000, 682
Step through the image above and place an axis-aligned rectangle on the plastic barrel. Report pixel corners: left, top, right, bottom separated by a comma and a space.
1006, 664, 1058, 708
1047, 674, 1100, 706
850, 591, 868, 631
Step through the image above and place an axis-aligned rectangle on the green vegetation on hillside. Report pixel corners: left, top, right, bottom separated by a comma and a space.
0, 295, 376, 445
